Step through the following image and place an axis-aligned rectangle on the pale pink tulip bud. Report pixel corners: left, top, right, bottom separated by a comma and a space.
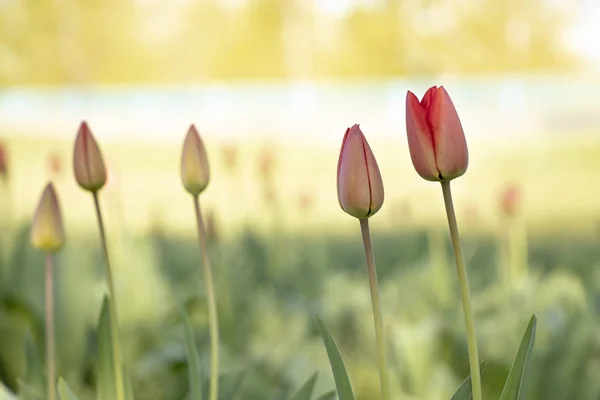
337, 124, 384, 219
180, 125, 210, 196
73, 121, 107, 192
31, 183, 64, 253
0, 141, 8, 179
499, 183, 521, 217
405, 86, 468, 181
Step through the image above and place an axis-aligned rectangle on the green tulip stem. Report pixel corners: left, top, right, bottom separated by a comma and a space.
92, 191, 125, 400
441, 181, 482, 400
359, 218, 390, 400
193, 195, 220, 400
45, 253, 56, 400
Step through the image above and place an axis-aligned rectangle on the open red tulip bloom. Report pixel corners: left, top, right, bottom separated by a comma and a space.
337, 124, 384, 219
406, 86, 468, 181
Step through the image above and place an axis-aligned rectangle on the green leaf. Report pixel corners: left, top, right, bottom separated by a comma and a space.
290, 372, 318, 400
18, 331, 45, 400
96, 296, 134, 400
315, 391, 336, 400
17, 383, 42, 400
450, 360, 486, 400
97, 297, 116, 400
181, 308, 203, 400
58, 379, 80, 400
500, 315, 537, 400
0, 381, 17, 400
317, 317, 355, 400
124, 371, 135, 400
215, 370, 246, 400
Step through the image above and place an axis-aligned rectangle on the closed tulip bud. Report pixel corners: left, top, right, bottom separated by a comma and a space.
181, 125, 210, 196
0, 142, 7, 179
405, 86, 468, 181
31, 183, 64, 253
337, 124, 384, 219
499, 183, 521, 217
73, 121, 107, 192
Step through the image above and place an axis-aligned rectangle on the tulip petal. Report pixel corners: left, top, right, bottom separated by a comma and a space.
420, 86, 437, 110
405, 91, 439, 181
336, 127, 351, 207
426, 86, 468, 180
361, 135, 384, 217
337, 125, 371, 218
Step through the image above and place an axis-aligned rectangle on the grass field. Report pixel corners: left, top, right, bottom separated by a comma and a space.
1, 131, 600, 399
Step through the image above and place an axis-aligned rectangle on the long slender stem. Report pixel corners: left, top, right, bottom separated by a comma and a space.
359, 218, 390, 400
92, 191, 125, 400
193, 196, 220, 400
45, 253, 56, 400
440, 181, 482, 400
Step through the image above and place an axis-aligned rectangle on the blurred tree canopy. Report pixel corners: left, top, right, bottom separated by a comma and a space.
0, 0, 579, 84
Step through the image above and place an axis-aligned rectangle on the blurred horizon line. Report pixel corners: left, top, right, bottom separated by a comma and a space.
2, 74, 600, 144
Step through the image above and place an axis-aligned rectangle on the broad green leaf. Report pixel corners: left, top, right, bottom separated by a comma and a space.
500, 315, 537, 400
290, 372, 318, 400
315, 391, 336, 400
317, 318, 355, 400
96, 296, 134, 400
450, 360, 486, 400
58, 379, 80, 400
181, 309, 203, 400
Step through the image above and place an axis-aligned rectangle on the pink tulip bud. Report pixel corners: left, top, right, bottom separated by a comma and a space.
499, 183, 521, 217
0, 141, 8, 179
31, 183, 64, 253
180, 125, 210, 196
73, 121, 107, 192
405, 86, 468, 181
337, 124, 384, 219
48, 152, 63, 177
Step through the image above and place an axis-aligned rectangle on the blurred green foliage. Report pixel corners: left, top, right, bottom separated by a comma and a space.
0, 134, 599, 399
0, 0, 578, 84
0, 204, 599, 399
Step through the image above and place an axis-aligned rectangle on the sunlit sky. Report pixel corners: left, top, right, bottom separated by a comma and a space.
564, 0, 600, 70
136, 0, 600, 71
318, 0, 600, 69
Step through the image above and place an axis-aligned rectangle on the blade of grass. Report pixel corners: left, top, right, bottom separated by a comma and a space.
290, 372, 318, 400
317, 318, 355, 400
500, 315, 537, 400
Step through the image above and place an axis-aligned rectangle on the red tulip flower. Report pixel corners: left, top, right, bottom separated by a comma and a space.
337, 124, 384, 219
405, 86, 468, 181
